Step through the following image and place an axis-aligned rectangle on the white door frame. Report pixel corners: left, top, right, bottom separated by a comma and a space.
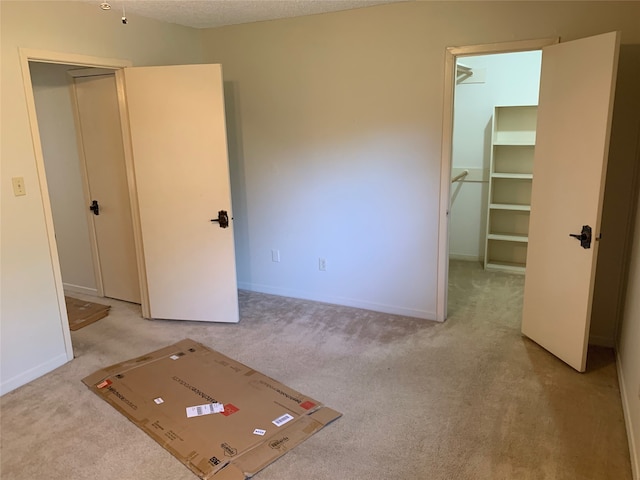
435, 38, 559, 322
19, 49, 133, 361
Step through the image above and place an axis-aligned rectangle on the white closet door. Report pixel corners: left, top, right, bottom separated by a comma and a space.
521, 32, 620, 371
72, 72, 141, 304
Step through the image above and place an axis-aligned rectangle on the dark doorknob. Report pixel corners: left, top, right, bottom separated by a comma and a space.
89, 200, 100, 216
569, 225, 592, 249
211, 210, 229, 228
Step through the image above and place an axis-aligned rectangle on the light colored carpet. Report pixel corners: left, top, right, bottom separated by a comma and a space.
0, 260, 632, 479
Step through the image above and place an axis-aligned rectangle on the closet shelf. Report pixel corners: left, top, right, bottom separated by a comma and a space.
493, 137, 536, 146
489, 203, 531, 211
484, 105, 537, 273
491, 173, 533, 180
488, 233, 529, 243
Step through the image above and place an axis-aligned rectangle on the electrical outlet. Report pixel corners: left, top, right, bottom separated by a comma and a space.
271, 249, 280, 263
12, 177, 26, 196
319, 258, 326, 271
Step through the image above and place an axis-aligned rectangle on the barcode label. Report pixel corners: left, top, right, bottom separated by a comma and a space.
253, 429, 266, 436
186, 403, 225, 418
170, 355, 180, 360
154, 397, 164, 405
272, 413, 294, 427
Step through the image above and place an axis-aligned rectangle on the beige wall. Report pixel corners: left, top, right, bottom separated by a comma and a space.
0, 0, 204, 394
202, 1, 640, 316
200, 1, 640, 473
616, 47, 640, 480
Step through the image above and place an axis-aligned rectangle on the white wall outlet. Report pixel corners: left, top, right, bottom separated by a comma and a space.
318, 258, 326, 271
12, 177, 26, 196
271, 249, 280, 262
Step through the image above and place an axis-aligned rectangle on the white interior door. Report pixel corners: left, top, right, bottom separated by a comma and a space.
124, 64, 239, 323
521, 32, 620, 372
72, 72, 141, 304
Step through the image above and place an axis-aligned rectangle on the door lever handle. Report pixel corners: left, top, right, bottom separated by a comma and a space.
89, 200, 100, 216
211, 210, 229, 228
569, 225, 592, 249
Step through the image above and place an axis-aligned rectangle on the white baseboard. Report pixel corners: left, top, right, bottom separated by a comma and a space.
449, 254, 482, 262
616, 350, 639, 480
63, 283, 98, 297
0, 353, 69, 396
238, 282, 436, 321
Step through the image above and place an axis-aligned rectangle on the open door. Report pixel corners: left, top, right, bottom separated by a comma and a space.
123, 64, 239, 323
521, 32, 620, 371
70, 70, 141, 304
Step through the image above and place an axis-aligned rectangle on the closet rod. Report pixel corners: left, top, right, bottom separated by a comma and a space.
451, 170, 469, 183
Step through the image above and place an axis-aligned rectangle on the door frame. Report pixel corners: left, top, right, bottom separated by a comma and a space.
19, 48, 136, 361
435, 37, 559, 322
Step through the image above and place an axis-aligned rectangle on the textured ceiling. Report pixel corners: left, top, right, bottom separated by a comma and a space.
88, 0, 410, 29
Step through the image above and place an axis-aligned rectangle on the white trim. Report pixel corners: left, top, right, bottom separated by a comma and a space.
445, 38, 559, 57
63, 283, 99, 297
67, 67, 118, 78
448, 254, 483, 262
19, 48, 133, 366
19, 51, 73, 363
436, 37, 558, 323
616, 350, 639, 480
436, 45, 456, 323
115, 69, 151, 318
19, 48, 131, 68
238, 282, 436, 321
0, 354, 68, 396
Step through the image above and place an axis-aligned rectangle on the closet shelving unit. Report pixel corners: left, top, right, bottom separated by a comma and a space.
484, 105, 538, 273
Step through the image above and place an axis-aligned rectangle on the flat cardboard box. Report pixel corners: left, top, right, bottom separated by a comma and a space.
82, 339, 341, 479
65, 296, 110, 331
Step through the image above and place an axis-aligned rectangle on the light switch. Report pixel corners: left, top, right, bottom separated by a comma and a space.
12, 177, 26, 196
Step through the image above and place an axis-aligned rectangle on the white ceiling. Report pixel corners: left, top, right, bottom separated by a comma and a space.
88, 0, 411, 29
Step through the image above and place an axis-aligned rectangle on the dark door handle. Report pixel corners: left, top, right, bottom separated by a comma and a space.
211, 210, 229, 228
89, 200, 100, 216
569, 225, 592, 249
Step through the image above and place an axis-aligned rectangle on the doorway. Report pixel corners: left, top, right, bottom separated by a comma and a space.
21, 50, 241, 363
439, 33, 634, 373
447, 50, 542, 316
20, 49, 134, 360
436, 38, 556, 323
29, 62, 141, 305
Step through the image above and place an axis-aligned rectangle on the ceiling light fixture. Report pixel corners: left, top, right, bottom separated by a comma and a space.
99, 2, 111, 10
